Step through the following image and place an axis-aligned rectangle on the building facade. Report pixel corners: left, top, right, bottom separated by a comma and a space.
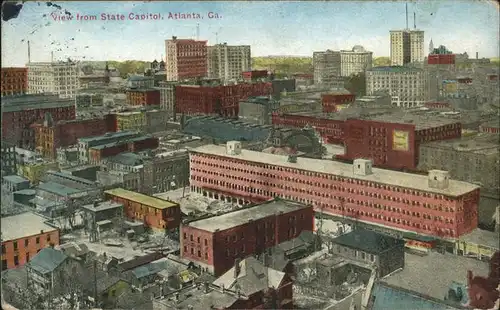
190, 142, 480, 239
180, 198, 314, 275
390, 30, 425, 66
104, 188, 181, 231
77, 131, 142, 164
165, 36, 208, 81
321, 92, 356, 113
1, 94, 76, 149
1, 67, 28, 96
27, 61, 80, 98
1, 212, 60, 270
157, 81, 178, 118
331, 228, 405, 278
127, 75, 154, 89
175, 82, 273, 116
126, 89, 160, 106
313, 50, 341, 85
88, 136, 159, 165
17, 161, 59, 184
1, 142, 17, 177
207, 44, 251, 81
144, 149, 190, 194
238, 96, 279, 125
33, 115, 116, 160
418, 134, 500, 197
366, 66, 430, 107
340, 46, 373, 77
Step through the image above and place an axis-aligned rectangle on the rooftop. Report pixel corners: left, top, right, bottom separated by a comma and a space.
106, 152, 144, 166
1, 212, 57, 241
126, 88, 159, 92
458, 228, 499, 250
104, 188, 178, 210
78, 131, 139, 143
333, 228, 404, 254
420, 134, 499, 155
368, 66, 424, 73
190, 144, 480, 196
364, 112, 460, 130
2, 175, 29, 184
381, 251, 489, 301
89, 135, 154, 150
2, 94, 74, 113
27, 248, 68, 275
187, 199, 310, 233
80, 200, 123, 213
37, 181, 83, 196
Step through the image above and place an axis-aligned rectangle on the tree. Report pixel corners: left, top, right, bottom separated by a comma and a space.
373, 57, 391, 67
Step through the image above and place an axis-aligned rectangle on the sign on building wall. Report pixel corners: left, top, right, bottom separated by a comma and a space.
392, 130, 410, 151
442, 80, 458, 93
336, 104, 349, 111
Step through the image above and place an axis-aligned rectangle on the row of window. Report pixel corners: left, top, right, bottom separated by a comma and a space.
2, 235, 51, 254
190, 159, 455, 202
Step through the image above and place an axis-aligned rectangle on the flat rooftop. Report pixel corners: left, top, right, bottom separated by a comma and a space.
421, 134, 500, 155
78, 131, 139, 143
190, 144, 480, 196
381, 251, 489, 301
104, 188, 178, 210
459, 228, 499, 250
81, 201, 123, 212
2, 94, 74, 112
187, 199, 310, 232
2, 175, 29, 184
1, 212, 57, 241
364, 112, 460, 130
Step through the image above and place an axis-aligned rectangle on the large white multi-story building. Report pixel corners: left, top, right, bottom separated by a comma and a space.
27, 61, 80, 98
390, 30, 425, 66
313, 50, 341, 85
366, 66, 430, 108
340, 45, 373, 77
207, 44, 251, 81
156, 81, 177, 118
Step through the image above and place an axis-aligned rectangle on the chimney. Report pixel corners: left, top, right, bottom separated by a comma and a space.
234, 258, 241, 278
476, 52, 478, 59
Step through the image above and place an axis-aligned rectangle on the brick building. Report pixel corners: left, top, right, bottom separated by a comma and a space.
321, 92, 356, 113
427, 54, 456, 65
1, 212, 60, 270
181, 198, 314, 275
88, 135, 159, 164
189, 141, 480, 239
272, 109, 461, 170
2, 94, 76, 149
1, 67, 28, 96
1, 142, 17, 176
104, 188, 181, 231
33, 115, 116, 160
78, 131, 142, 164
126, 89, 160, 106
165, 36, 208, 81
242, 70, 268, 80
175, 82, 272, 116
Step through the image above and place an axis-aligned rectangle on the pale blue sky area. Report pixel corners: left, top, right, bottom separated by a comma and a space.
1, 0, 498, 66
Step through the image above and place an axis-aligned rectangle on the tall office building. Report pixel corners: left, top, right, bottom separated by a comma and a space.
313, 50, 341, 85
27, 61, 80, 98
165, 36, 208, 81
390, 6, 425, 66
340, 45, 373, 77
207, 43, 251, 81
366, 66, 430, 108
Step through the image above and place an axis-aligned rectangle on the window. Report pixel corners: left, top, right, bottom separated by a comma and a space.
14, 256, 19, 266
36, 237, 40, 244
24, 239, 29, 247
47, 234, 51, 242
197, 237, 200, 243
1, 245, 5, 254
205, 252, 208, 260
190, 248, 194, 254
370, 254, 375, 262
190, 235, 193, 241
198, 250, 201, 257
13, 242, 18, 251
204, 239, 208, 246
183, 233, 187, 239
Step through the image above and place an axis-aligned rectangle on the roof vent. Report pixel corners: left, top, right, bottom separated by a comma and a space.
353, 159, 373, 176
428, 170, 450, 190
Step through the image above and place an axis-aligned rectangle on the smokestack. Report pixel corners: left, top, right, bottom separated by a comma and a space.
405, 3, 409, 29
28, 40, 31, 63
476, 52, 478, 59
414, 12, 416, 29
51, 51, 54, 63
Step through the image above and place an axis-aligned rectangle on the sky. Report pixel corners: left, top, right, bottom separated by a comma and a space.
1, 0, 499, 66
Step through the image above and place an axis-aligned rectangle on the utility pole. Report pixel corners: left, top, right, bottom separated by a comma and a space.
196, 23, 200, 40
93, 259, 97, 308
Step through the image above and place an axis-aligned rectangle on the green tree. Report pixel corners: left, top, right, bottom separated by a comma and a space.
373, 57, 391, 67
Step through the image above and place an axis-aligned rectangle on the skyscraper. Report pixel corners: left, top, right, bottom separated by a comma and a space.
165, 36, 207, 81
313, 50, 341, 85
390, 30, 425, 66
207, 43, 251, 81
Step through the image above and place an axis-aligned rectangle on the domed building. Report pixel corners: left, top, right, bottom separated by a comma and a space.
340, 45, 373, 77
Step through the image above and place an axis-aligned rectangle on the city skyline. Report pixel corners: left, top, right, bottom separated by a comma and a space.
1, 0, 499, 66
